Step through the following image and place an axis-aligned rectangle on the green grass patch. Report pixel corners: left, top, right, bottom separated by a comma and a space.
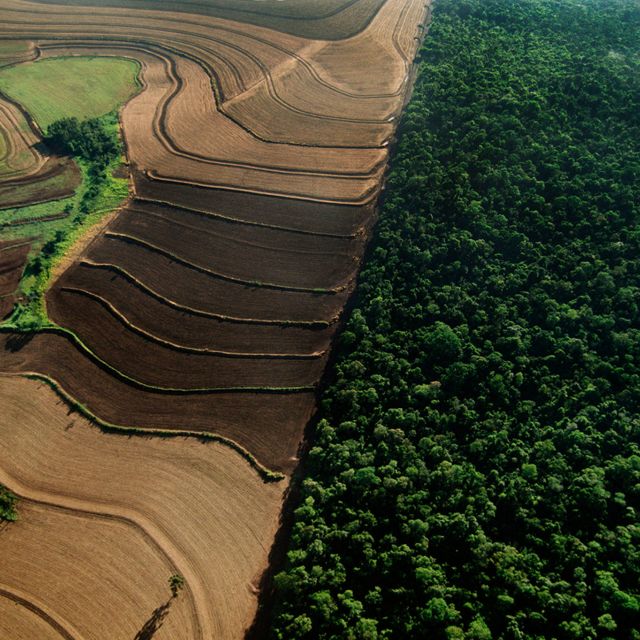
0, 196, 75, 229
0, 56, 140, 130
0, 41, 30, 57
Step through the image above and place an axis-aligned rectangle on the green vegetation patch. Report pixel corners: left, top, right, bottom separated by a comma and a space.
0, 484, 18, 522
6, 115, 130, 330
0, 56, 138, 327
0, 55, 140, 326
271, 1, 640, 639
0, 56, 140, 129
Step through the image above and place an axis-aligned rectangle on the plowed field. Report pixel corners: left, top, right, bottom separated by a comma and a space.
0, 0, 430, 636
0, 92, 80, 208
0, 376, 285, 639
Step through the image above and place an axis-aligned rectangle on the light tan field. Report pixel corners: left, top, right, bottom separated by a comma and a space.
0, 92, 79, 208
0, 376, 286, 639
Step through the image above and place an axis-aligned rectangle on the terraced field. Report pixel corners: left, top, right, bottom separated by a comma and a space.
0, 80, 80, 209
0, 0, 430, 636
0, 376, 285, 639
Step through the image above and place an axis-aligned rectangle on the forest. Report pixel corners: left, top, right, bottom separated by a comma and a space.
270, 0, 640, 638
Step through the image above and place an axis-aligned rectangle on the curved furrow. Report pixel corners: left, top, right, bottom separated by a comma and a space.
76, 260, 335, 327
145, 170, 379, 205
0, 476, 208, 640
5, 18, 392, 133
23, 326, 316, 393
132, 196, 359, 239
125, 205, 354, 258
104, 231, 346, 293
36, 40, 385, 184
0, 99, 42, 179
5, 2, 405, 99
58, 287, 327, 359
86, 235, 348, 323
111, 209, 359, 291
0, 6, 412, 151
0, 330, 316, 472
0, 586, 81, 640
48, 289, 326, 388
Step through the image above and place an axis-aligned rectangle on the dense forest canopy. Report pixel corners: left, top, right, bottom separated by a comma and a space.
270, 0, 640, 638
45, 116, 119, 167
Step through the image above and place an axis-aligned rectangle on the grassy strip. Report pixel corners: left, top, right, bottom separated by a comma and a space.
3, 113, 131, 331
0, 325, 315, 395
13, 372, 284, 483
81, 260, 333, 328
0, 190, 75, 223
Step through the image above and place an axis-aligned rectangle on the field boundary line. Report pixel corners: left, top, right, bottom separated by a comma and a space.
58, 286, 327, 359
0, 371, 285, 482
0, 327, 316, 395
78, 260, 335, 327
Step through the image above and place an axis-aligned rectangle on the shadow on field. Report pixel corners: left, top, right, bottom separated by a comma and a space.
134, 599, 172, 640
4, 332, 35, 353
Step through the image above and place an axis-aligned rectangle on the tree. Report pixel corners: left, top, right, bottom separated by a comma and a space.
168, 574, 185, 598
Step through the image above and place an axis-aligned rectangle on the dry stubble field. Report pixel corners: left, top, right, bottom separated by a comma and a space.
0, 0, 430, 637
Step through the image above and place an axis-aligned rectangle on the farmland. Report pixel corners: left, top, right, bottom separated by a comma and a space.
0, 375, 285, 639
0, 0, 429, 637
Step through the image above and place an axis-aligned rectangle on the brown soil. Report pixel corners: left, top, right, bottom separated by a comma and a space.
133, 175, 372, 237
83, 233, 349, 321
47, 288, 328, 388
0, 92, 80, 208
51, 261, 334, 353
0, 239, 31, 319
108, 204, 360, 290
25, 0, 387, 40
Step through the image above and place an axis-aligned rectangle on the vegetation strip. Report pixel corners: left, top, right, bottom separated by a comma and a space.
129, 207, 347, 258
